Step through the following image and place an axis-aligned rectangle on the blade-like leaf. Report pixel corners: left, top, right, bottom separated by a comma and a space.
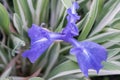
13, 0, 32, 30
13, 13, 23, 35
29, 77, 44, 80
0, 46, 8, 65
107, 48, 120, 60
95, 0, 118, 25
61, 0, 75, 9
78, 0, 100, 40
86, 29, 120, 43
35, 0, 49, 24
0, 3, 10, 34
10, 34, 25, 56
109, 17, 120, 29
103, 61, 120, 70
44, 42, 60, 78
47, 60, 79, 79
90, 0, 120, 36
27, 0, 35, 22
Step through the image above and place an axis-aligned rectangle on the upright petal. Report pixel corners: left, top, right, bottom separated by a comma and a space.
62, 2, 80, 37
70, 41, 107, 77
72, 2, 79, 13
62, 23, 79, 37
67, 9, 80, 23
67, 2, 80, 23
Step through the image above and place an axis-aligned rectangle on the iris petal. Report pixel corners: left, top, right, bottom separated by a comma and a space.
22, 24, 53, 63
70, 41, 107, 77
62, 2, 80, 37
67, 9, 80, 23
28, 24, 50, 45
22, 40, 52, 63
72, 2, 79, 11
62, 23, 79, 37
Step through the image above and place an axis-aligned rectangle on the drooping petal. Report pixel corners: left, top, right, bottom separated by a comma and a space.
22, 24, 53, 63
79, 41, 107, 61
70, 41, 107, 77
22, 40, 52, 63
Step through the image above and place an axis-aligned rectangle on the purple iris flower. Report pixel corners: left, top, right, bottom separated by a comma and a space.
22, 24, 65, 63
22, 2, 107, 77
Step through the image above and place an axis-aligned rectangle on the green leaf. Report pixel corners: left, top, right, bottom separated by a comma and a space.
44, 42, 60, 78
10, 34, 25, 56
49, 0, 58, 29
50, 0, 65, 30
107, 52, 120, 61
110, 35, 120, 43
109, 17, 120, 29
96, 0, 104, 17
10, 34, 25, 47
59, 46, 72, 53
77, 14, 88, 31
13, 0, 32, 29
55, 11, 67, 32
27, 0, 35, 22
90, 0, 120, 36
4, 77, 25, 80
34, 0, 43, 24
85, 69, 120, 76
0, 3, 10, 34
66, 55, 77, 62
61, 0, 75, 9
78, 0, 99, 40
13, 13, 23, 35
40, 0, 49, 24
47, 60, 79, 79
0, 78, 9, 80
103, 61, 120, 70
107, 48, 120, 60
95, 0, 119, 25
0, 46, 8, 65
29, 77, 44, 80
86, 29, 120, 43
35, 0, 49, 24
19, 0, 32, 26
13, 0, 20, 15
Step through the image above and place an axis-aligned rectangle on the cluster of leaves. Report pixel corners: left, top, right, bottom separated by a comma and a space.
0, 0, 120, 80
